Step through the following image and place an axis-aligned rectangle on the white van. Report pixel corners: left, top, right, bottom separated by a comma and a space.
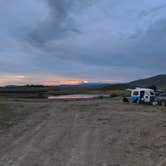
131, 88, 155, 104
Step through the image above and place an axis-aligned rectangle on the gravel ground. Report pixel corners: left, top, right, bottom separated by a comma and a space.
0, 99, 166, 166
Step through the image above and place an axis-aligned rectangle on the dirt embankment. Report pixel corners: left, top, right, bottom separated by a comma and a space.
0, 99, 166, 166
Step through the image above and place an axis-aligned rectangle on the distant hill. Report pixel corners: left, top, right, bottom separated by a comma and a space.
129, 74, 166, 89
98, 83, 134, 91
98, 74, 166, 91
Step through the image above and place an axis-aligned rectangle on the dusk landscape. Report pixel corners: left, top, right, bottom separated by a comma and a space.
0, 0, 166, 166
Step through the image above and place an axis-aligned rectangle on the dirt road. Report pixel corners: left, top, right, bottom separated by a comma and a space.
0, 99, 166, 166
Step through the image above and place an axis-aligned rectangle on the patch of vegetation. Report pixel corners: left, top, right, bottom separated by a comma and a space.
13, 98, 50, 102
94, 95, 111, 99
0, 104, 17, 128
98, 84, 135, 91
0, 103, 32, 129
110, 90, 130, 98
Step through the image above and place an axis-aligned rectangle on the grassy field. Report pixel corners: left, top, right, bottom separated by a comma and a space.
0, 84, 133, 98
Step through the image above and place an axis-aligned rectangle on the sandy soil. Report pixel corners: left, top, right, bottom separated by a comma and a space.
0, 99, 166, 166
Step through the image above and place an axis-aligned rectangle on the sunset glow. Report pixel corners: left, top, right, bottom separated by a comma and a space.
42, 80, 83, 86
0, 74, 92, 86
0, 73, 127, 86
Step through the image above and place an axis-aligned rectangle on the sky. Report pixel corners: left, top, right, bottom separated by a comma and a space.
0, 0, 166, 85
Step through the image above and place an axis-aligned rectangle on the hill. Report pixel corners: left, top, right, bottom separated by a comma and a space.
99, 74, 166, 91
129, 74, 166, 89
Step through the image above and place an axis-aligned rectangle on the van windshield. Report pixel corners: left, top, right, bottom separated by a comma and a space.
133, 91, 139, 96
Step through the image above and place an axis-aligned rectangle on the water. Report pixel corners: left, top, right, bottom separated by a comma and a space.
48, 94, 110, 99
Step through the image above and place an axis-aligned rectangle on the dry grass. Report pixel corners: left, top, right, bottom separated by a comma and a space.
0, 104, 17, 128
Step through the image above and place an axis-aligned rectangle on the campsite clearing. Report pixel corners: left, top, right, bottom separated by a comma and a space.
0, 98, 166, 166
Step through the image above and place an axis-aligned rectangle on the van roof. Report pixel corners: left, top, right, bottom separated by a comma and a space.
133, 88, 154, 91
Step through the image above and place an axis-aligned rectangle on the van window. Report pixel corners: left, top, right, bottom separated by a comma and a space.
150, 91, 154, 95
133, 91, 139, 96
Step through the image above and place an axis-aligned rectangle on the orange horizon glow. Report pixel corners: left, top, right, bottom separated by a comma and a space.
0, 75, 86, 86
0, 74, 126, 86
42, 80, 87, 86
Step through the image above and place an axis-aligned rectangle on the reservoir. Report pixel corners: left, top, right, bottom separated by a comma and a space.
48, 94, 110, 99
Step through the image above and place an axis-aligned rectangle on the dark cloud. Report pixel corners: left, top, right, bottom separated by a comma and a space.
139, 3, 166, 18
0, 0, 166, 84
23, 0, 166, 77
28, 0, 89, 45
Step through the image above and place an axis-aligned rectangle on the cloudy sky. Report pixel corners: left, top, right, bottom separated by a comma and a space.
0, 0, 166, 85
